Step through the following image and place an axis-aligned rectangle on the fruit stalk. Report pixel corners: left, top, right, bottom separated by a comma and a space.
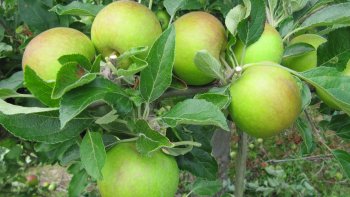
234, 131, 248, 197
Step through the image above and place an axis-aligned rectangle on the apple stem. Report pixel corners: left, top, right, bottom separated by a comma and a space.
235, 131, 248, 197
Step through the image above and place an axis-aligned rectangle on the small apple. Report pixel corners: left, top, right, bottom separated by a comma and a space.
229, 63, 301, 138
22, 27, 95, 81
97, 142, 179, 197
173, 12, 227, 85
316, 60, 350, 110
234, 23, 283, 65
91, 1, 162, 59
283, 34, 327, 72
26, 174, 39, 187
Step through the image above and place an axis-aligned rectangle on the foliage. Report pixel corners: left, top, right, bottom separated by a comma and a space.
0, 0, 350, 196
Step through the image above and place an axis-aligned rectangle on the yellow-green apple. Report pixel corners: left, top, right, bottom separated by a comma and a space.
229, 63, 302, 138
91, 1, 162, 59
173, 11, 227, 85
97, 142, 179, 197
283, 34, 327, 72
234, 24, 283, 64
22, 27, 95, 81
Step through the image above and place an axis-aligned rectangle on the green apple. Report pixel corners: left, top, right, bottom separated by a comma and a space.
234, 24, 283, 64
91, 1, 162, 58
283, 34, 327, 72
229, 63, 301, 138
316, 60, 350, 110
22, 27, 95, 81
173, 11, 227, 85
97, 142, 179, 197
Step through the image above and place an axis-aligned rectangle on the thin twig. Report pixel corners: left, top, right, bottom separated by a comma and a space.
235, 131, 248, 197
266, 154, 333, 164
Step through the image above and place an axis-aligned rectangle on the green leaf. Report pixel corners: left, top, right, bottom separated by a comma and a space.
225, 1, 249, 36
194, 50, 225, 81
164, 0, 185, 16
95, 109, 118, 125
297, 78, 312, 111
328, 114, 350, 139
0, 111, 93, 143
332, 150, 350, 178
80, 131, 106, 180
24, 66, 60, 107
0, 71, 23, 90
35, 139, 76, 164
296, 117, 314, 155
301, 3, 350, 30
116, 56, 148, 77
237, 0, 266, 46
283, 43, 315, 59
18, 0, 59, 32
178, 147, 218, 180
317, 27, 350, 70
68, 170, 89, 197
140, 25, 176, 102
60, 77, 132, 129
0, 42, 13, 58
0, 99, 56, 115
194, 86, 231, 109
135, 120, 173, 155
117, 46, 148, 62
170, 126, 217, 173
162, 99, 229, 131
58, 54, 93, 71
0, 24, 4, 42
50, 1, 104, 16
52, 64, 97, 99
0, 89, 33, 99
190, 178, 222, 196
298, 67, 350, 115
91, 54, 102, 73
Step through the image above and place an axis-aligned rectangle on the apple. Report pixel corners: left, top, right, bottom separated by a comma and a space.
229, 63, 302, 138
234, 23, 283, 64
26, 174, 39, 187
316, 60, 350, 110
173, 11, 227, 85
22, 27, 95, 81
283, 34, 327, 72
91, 1, 162, 59
97, 142, 179, 197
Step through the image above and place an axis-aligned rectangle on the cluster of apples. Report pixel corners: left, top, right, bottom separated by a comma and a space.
21, 1, 344, 196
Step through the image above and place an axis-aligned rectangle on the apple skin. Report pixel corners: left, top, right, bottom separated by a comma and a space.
234, 24, 283, 64
97, 142, 179, 197
173, 12, 227, 85
91, 1, 162, 58
22, 27, 95, 81
229, 64, 302, 138
316, 61, 350, 110
283, 34, 327, 72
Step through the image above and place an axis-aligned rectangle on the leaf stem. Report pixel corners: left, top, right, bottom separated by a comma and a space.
143, 102, 150, 119
235, 131, 248, 197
